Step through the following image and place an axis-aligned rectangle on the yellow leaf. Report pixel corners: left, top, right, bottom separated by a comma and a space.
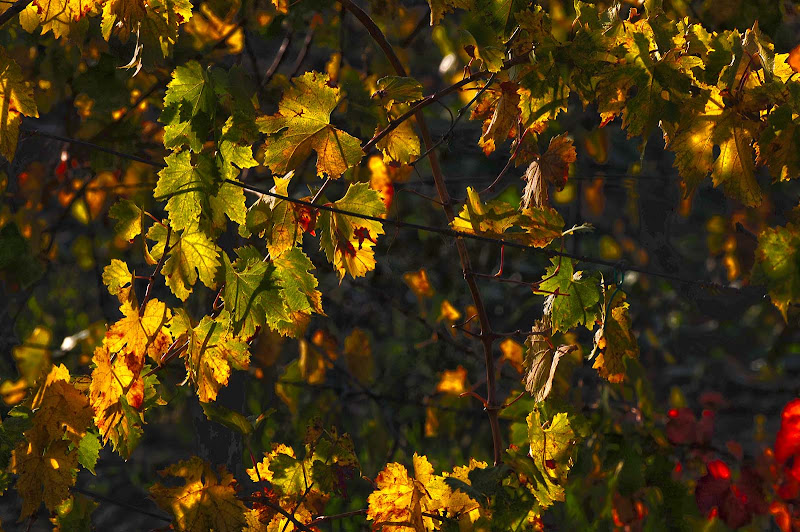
184, 317, 250, 403
500, 338, 524, 373
105, 298, 172, 374
0, 48, 38, 161
344, 328, 373, 384
89, 345, 143, 445
403, 269, 435, 299
150, 456, 248, 532
12, 439, 79, 520
436, 366, 468, 395
32, 0, 101, 38
478, 81, 520, 156
28, 364, 92, 449
246, 444, 295, 483
11, 326, 52, 386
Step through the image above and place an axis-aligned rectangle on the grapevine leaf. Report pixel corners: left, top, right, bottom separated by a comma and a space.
101, 0, 192, 58
428, 0, 473, 25
271, 247, 324, 337
51, 494, 98, 532
539, 258, 601, 332
590, 287, 638, 383
12, 365, 91, 519
521, 133, 576, 209
105, 298, 172, 374
246, 172, 304, 258
221, 248, 281, 338
0, 49, 38, 161
154, 151, 217, 232
184, 316, 250, 403
667, 89, 762, 206
376, 119, 420, 164
452, 187, 564, 247
89, 345, 147, 456
752, 223, 800, 320
161, 227, 220, 301
524, 317, 574, 402
160, 61, 214, 151
150, 457, 248, 532
268, 453, 306, 495
76, 432, 101, 475
13, 439, 78, 520
258, 71, 362, 179
109, 199, 144, 242
200, 402, 253, 435
32, 0, 100, 39
374, 76, 424, 109
479, 81, 520, 156
318, 183, 386, 280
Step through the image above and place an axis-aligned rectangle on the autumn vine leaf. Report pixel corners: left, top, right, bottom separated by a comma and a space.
180, 314, 250, 403
258, 71, 362, 179
12, 365, 92, 520
524, 317, 574, 403
246, 172, 305, 258
318, 182, 386, 280
150, 456, 248, 532
0, 49, 38, 161
105, 297, 173, 374
590, 286, 639, 383
521, 133, 576, 209
452, 187, 564, 247
478, 81, 520, 157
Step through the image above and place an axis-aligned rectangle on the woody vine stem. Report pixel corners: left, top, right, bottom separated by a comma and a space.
340, 0, 504, 465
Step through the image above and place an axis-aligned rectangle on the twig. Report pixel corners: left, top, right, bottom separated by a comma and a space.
263, 31, 294, 87
72, 487, 171, 522
289, 30, 315, 78
400, 8, 431, 48
0, 0, 33, 28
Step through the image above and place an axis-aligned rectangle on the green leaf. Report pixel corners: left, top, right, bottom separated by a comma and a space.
76, 432, 101, 475
538, 258, 601, 332
109, 199, 144, 241
161, 226, 220, 301
53, 494, 98, 532
375, 76, 424, 109
161, 61, 215, 151
271, 248, 324, 337
752, 223, 800, 320
200, 402, 253, 435
154, 151, 217, 232
269, 453, 307, 496
222, 247, 281, 338
258, 71, 362, 179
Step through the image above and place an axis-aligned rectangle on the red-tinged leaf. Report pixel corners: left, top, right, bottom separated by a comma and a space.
665, 407, 696, 445
775, 399, 800, 464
